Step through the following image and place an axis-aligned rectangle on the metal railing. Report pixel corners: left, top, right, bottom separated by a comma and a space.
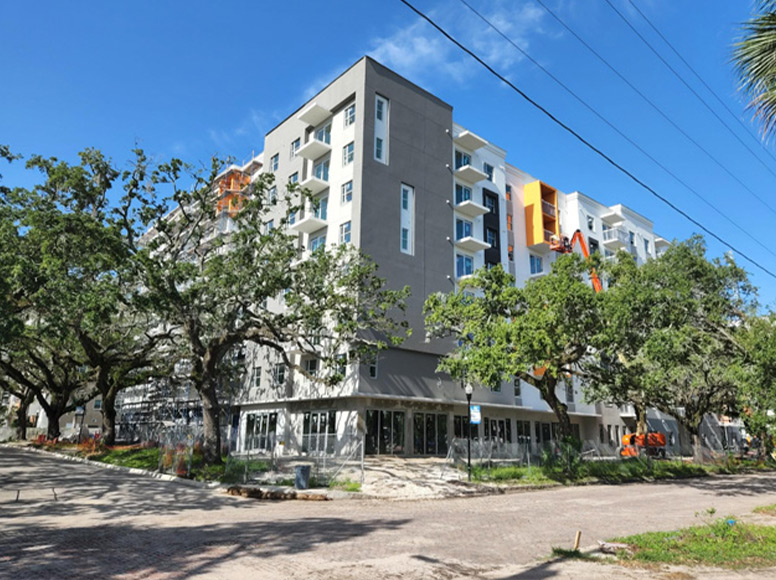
602, 227, 629, 245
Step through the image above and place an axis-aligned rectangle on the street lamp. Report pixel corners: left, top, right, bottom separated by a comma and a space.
464, 383, 473, 482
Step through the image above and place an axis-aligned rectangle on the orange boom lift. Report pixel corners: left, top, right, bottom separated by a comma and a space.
548, 229, 603, 292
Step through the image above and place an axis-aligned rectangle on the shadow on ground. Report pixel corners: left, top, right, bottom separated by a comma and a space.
0, 516, 410, 578
0, 447, 253, 519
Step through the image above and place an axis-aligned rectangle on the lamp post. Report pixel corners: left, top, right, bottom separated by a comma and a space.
465, 383, 473, 482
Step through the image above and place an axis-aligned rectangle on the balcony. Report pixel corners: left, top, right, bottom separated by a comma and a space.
655, 237, 670, 251
297, 137, 331, 160
543, 229, 555, 243
619, 404, 637, 418
454, 236, 490, 253
601, 211, 625, 226
454, 199, 488, 218
541, 200, 556, 218
290, 210, 327, 234
602, 227, 629, 249
454, 130, 488, 151
300, 175, 329, 196
454, 164, 488, 185
297, 102, 331, 126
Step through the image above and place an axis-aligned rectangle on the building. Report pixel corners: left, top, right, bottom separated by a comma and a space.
213, 56, 685, 459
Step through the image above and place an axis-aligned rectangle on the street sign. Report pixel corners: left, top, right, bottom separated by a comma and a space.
470, 405, 481, 425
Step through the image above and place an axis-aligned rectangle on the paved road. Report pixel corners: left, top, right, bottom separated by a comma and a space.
2, 447, 776, 579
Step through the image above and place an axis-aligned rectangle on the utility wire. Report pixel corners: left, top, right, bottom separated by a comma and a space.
396, 0, 776, 280
534, 0, 776, 218
456, 0, 776, 260
625, 0, 776, 164
603, 0, 776, 200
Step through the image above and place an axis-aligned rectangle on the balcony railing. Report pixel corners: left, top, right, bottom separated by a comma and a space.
602, 227, 629, 247
541, 199, 556, 218
543, 229, 555, 243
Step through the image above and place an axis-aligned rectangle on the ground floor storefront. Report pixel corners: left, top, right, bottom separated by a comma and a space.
235, 396, 626, 458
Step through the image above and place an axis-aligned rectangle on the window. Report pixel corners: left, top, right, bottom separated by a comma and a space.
302, 410, 336, 454
253, 366, 262, 388
491, 381, 501, 393
374, 95, 389, 165
455, 150, 471, 169
455, 183, 472, 204
506, 184, 512, 201
644, 239, 650, 255
514, 379, 521, 400
273, 364, 286, 385
289, 211, 296, 225
366, 409, 405, 455
93, 399, 102, 410
268, 186, 277, 204
290, 138, 300, 158
507, 214, 513, 230
486, 228, 498, 248
629, 230, 635, 245
304, 358, 319, 377
400, 184, 414, 255
343, 142, 354, 165
456, 218, 473, 240
336, 354, 347, 376
315, 123, 331, 144
313, 159, 329, 181
270, 154, 279, 172
483, 162, 494, 181
264, 219, 275, 234
314, 196, 328, 220
530, 254, 543, 275
589, 238, 599, 254
587, 215, 595, 231
245, 412, 277, 452
565, 383, 574, 403
339, 221, 351, 244
375, 137, 383, 160
289, 172, 298, 184
456, 254, 474, 277
365, 349, 378, 379
341, 180, 353, 204
484, 194, 497, 214
508, 244, 514, 261
344, 103, 356, 127
309, 233, 326, 252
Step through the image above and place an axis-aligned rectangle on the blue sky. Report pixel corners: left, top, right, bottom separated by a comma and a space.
2, 1, 775, 307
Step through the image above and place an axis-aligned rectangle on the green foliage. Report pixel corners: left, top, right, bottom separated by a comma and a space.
613, 519, 776, 569
425, 256, 599, 438
90, 446, 161, 471
328, 478, 362, 492
733, 2, 776, 139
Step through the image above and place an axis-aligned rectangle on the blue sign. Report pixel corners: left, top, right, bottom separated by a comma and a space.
470, 405, 481, 425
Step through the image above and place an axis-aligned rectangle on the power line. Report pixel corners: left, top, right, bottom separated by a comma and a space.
603, 0, 776, 199
534, 0, 776, 218
624, 0, 776, 164
396, 0, 776, 280
456, 0, 776, 260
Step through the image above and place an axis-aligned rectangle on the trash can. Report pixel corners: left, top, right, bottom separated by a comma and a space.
295, 465, 311, 489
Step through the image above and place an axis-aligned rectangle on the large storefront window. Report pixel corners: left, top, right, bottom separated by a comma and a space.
365, 410, 405, 455
453, 415, 478, 440
483, 418, 512, 443
413, 413, 448, 456
303, 410, 336, 455
245, 412, 277, 452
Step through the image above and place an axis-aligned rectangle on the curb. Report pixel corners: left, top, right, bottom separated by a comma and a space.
0, 443, 223, 490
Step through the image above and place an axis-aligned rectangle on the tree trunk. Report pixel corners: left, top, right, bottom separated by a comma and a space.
635, 403, 648, 436
541, 380, 572, 441
15, 389, 35, 440
101, 390, 117, 446
46, 410, 62, 440
199, 382, 222, 465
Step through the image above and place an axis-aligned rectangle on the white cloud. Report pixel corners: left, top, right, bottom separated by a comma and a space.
366, 1, 548, 90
